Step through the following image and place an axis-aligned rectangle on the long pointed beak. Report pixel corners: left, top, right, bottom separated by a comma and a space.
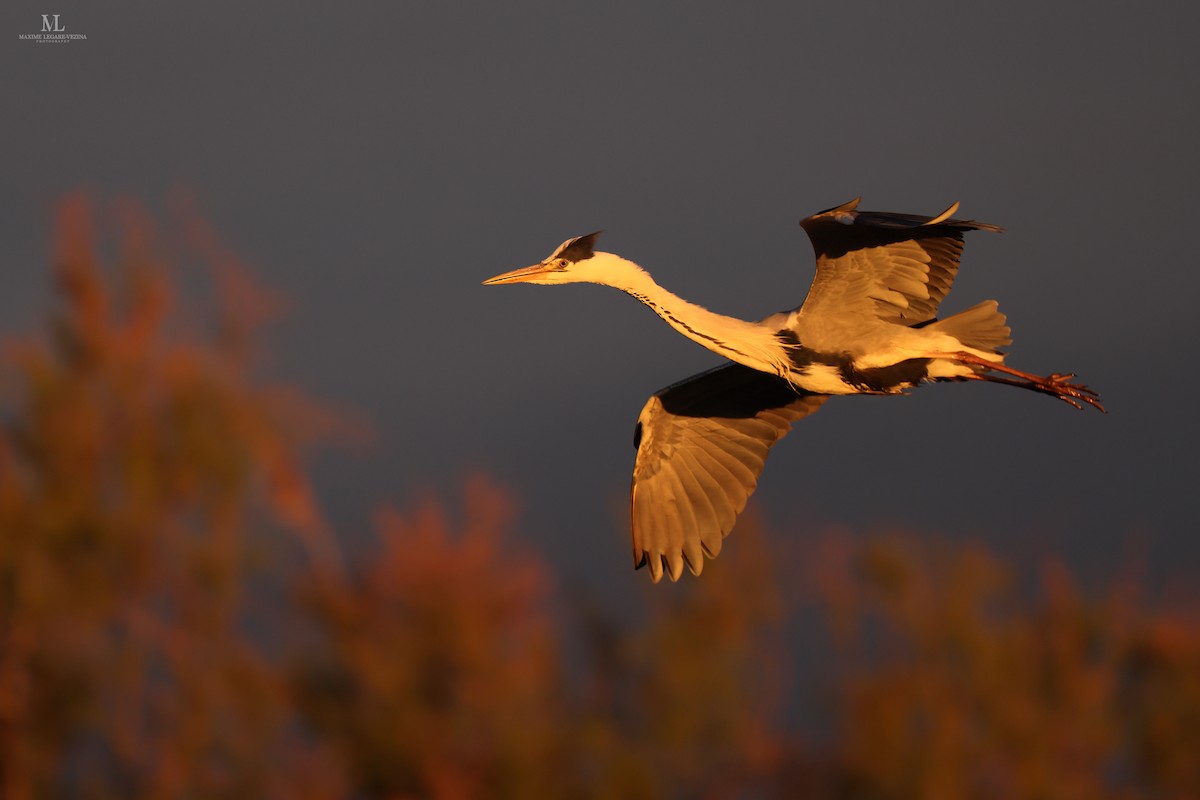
482, 263, 551, 285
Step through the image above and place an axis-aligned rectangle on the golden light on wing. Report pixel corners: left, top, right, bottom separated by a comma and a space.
630, 364, 828, 582
797, 201, 1004, 332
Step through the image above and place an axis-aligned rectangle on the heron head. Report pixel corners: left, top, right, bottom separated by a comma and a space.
482, 231, 613, 286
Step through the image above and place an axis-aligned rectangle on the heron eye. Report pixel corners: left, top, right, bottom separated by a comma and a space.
557, 259, 569, 269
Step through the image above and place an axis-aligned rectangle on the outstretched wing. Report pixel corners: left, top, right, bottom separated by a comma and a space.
630, 363, 828, 583
796, 198, 1002, 332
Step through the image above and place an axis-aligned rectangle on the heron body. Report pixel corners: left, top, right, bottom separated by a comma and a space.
484, 199, 1103, 583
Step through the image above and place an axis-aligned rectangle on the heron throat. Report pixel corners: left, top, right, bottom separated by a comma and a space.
604, 258, 795, 378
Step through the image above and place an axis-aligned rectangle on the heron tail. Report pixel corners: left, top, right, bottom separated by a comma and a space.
929, 300, 1011, 353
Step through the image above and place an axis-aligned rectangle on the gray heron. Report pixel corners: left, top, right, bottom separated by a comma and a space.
483, 199, 1103, 583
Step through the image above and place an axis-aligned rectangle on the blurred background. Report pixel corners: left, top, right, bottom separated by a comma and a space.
2, 2, 1198, 797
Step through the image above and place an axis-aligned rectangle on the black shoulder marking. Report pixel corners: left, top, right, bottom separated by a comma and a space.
555, 231, 603, 263
776, 330, 839, 373
777, 328, 932, 392
775, 329, 801, 347
844, 358, 931, 393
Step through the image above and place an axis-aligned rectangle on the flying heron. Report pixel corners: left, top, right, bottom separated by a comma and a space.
483, 199, 1104, 583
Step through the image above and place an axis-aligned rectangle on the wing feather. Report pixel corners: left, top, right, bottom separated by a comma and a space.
630, 362, 828, 582
673, 447, 732, 558
663, 465, 698, 581
796, 199, 1002, 334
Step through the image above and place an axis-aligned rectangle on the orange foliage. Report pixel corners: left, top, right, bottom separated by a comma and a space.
814, 534, 1200, 799
295, 477, 564, 799
0, 194, 347, 799
1, 194, 1198, 799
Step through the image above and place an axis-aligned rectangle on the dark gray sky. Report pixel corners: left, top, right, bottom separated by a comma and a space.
4, 1, 1198, 592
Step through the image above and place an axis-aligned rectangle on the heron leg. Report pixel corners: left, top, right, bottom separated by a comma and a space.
948, 351, 1105, 412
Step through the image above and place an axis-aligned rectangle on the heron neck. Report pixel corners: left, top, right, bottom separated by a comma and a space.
613, 264, 790, 376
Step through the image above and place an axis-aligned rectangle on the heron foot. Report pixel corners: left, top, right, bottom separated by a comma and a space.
950, 353, 1106, 413
1035, 373, 1105, 412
